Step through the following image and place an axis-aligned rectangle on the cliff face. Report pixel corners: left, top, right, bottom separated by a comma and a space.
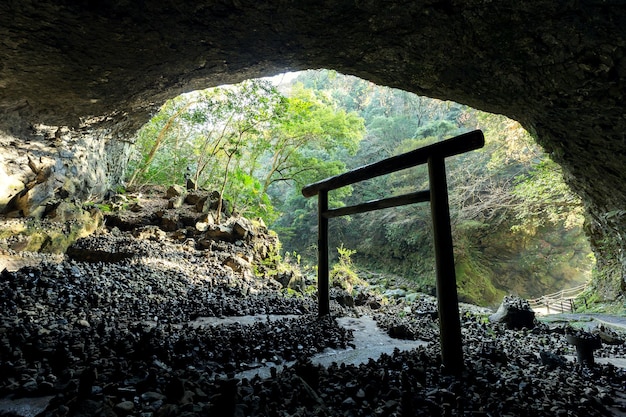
0, 1, 625, 294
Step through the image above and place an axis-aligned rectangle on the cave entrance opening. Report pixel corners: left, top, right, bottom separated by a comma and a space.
123, 69, 593, 306
302, 129, 485, 375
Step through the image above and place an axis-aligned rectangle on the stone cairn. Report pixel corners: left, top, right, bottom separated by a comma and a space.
489, 295, 536, 330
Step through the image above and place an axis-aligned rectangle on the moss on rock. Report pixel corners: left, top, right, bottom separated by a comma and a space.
0, 201, 103, 254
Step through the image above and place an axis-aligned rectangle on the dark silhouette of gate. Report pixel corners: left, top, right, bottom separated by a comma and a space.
302, 129, 485, 374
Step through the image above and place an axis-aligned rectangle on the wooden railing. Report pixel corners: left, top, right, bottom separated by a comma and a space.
302, 130, 485, 375
528, 282, 589, 314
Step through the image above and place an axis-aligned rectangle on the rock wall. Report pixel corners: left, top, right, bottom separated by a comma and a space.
0, 121, 131, 217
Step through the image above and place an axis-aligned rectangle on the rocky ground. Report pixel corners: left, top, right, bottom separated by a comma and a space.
0, 188, 625, 416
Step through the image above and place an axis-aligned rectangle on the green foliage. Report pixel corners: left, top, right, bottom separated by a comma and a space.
512, 158, 584, 230
282, 69, 592, 306
330, 245, 365, 293
126, 78, 364, 224
126, 68, 593, 307
412, 119, 458, 140
228, 168, 279, 222
453, 232, 506, 304
95, 203, 112, 212
253, 239, 282, 278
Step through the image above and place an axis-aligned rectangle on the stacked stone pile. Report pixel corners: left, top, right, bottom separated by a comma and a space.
0, 212, 348, 412
489, 294, 536, 330
0, 190, 626, 416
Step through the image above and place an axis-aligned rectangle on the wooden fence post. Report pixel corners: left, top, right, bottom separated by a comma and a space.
428, 156, 464, 375
318, 190, 330, 316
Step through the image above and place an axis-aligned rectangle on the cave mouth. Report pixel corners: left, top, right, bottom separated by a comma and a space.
2, 2, 626, 413
0, 0, 625, 302
120, 69, 594, 306
0, 70, 621, 417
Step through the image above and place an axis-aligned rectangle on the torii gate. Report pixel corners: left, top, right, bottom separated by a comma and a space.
302, 130, 485, 375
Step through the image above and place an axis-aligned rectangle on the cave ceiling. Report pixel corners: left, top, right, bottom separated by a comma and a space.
1, 0, 626, 226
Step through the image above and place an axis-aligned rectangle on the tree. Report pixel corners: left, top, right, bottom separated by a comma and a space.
127, 95, 199, 187
259, 84, 364, 194
285, 70, 591, 304
126, 78, 365, 224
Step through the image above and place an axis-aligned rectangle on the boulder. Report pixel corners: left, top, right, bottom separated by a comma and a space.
103, 212, 148, 231
1, 202, 103, 253
331, 289, 355, 308
166, 184, 186, 199
275, 270, 306, 292
167, 195, 185, 209
388, 323, 414, 340
223, 255, 251, 274
159, 212, 181, 232
233, 218, 255, 240
185, 192, 207, 206
204, 224, 234, 241
199, 198, 216, 214
287, 273, 306, 293
594, 325, 625, 345
566, 329, 602, 366
179, 213, 199, 227
354, 290, 382, 309
489, 295, 535, 329
132, 225, 166, 241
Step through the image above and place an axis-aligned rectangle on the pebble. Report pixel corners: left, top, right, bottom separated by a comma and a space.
115, 400, 134, 413
141, 392, 166, 402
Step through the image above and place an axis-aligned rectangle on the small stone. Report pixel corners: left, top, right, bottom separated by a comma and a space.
384, 289, 407, 299
77, 319, 91, 328
342, 397, 356, 406
141, 391, 166, 402
204, 224, 234, 240
181, 390, 195, 404
115, 401, 135, 413
232, 219, 252, 239
22, 379, 38, 393
195, 222, 209, 232
117, 387, 137, 397
384, 400, 399, 409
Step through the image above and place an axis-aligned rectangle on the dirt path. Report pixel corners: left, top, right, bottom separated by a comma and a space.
540, 312, 626, 331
